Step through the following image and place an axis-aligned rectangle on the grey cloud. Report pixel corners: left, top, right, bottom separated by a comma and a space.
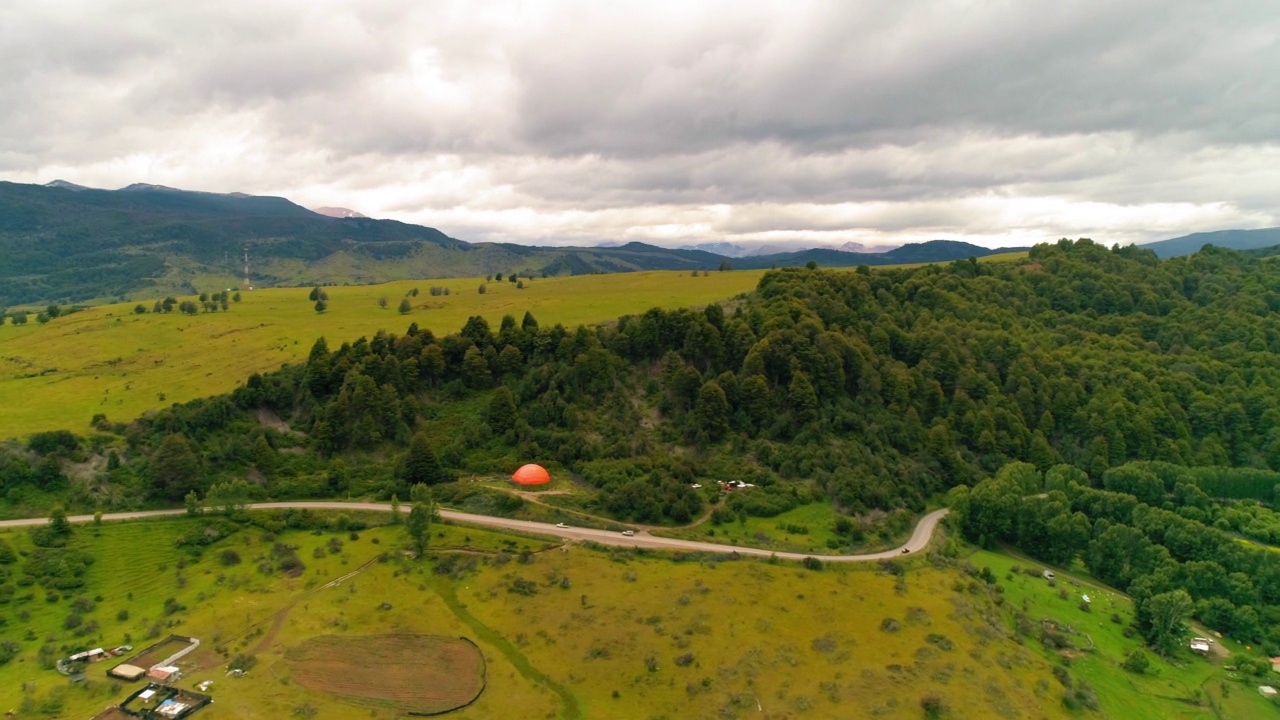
0, 1, 1278, 248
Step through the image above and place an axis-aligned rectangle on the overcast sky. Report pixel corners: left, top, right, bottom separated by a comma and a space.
3, 1, 1278, 249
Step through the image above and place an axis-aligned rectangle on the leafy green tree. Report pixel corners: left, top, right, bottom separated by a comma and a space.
251, 435, 275, 474
314, 299, 327, 313
521, 311, 539, 333
694, 381, 730, 441
185, 490, 201, 516
419, 344, 446, 385
487, 386, 519, 434
1141, 589, 1194, 655
406, 494, 436, 557
152, 433, 202, 501
398, 298, 412, 314
462, 346, 492, 388
10, 311, 26, 325
48, 505, 71, 539
789, 371, 819, 425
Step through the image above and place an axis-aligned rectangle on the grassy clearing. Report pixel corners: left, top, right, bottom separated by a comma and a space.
1, 511, 1085, 720
969, 549, 1278, 720
0, 270, 764, 438
655, 502, 849, 553
286, 634, 484, 714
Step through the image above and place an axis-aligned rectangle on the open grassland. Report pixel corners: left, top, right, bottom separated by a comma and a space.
969, 550, 1278, 720
286, 634, 485, 714
1, 510, 1088, 720
0, 270, 764, 438
655, 501, 863, 554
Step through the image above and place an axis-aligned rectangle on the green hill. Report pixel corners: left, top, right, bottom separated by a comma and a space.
0, 181, 1018, 307
1138, 227, 1280, 258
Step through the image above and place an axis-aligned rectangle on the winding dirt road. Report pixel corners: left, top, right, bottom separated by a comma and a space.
0, 503, 949, 563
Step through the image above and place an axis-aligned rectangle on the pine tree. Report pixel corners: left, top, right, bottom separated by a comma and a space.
487, 387, 519, 434
404, 432, 449, 486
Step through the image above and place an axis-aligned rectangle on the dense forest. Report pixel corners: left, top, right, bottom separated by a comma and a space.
2, 239, 1279, 541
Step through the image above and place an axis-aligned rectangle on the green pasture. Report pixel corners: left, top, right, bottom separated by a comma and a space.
0, 270, 764, 438
969, 549, 1278, 720
0, 510, 1084, 719
654, 501, 859, 553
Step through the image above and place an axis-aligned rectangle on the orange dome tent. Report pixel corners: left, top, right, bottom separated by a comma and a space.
512, 464, 551, 485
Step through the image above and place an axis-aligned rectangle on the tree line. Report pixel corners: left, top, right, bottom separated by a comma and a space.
3, 239, 1278, 532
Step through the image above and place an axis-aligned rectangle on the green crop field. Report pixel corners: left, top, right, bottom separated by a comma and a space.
1, 511, 1088, 720
0, 270, 764, 439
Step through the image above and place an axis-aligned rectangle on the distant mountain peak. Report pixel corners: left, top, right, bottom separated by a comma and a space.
313, 206, 369, 219
44, 179, 92, 191
119, 182, 184, 192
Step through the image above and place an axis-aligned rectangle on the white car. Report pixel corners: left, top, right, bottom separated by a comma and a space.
690, 483, 702, 489
621, 530, 635, 537
555, 522, 569, 529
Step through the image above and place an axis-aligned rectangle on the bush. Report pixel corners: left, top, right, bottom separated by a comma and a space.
1121, 650, 1149, 674
228, 653, 258, 672
880, 618, 901, 633
802, 557, 823, 571
220, 549, 242, 566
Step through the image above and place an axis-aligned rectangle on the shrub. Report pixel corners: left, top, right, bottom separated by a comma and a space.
880, 618, 901, 633
1122, 650, 1149, 674
220, 549, 242, 566
228, 653, 258, 672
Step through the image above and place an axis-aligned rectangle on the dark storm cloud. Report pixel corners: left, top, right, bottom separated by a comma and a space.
1, 1, 1277, 248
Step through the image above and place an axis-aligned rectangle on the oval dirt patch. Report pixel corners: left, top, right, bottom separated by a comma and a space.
286, 634, 485, 715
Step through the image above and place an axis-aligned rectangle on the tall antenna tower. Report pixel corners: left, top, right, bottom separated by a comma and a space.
243, 246, 253, 290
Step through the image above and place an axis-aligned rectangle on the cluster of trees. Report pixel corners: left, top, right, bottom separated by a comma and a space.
137, 291, 237, 316
952, 460, 1280, 656
40, 240, 1280, 530
0, 304, 81, 326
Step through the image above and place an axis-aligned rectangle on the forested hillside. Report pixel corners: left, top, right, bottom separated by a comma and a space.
0, 180, 1016, 307
4, 240, 1279, 533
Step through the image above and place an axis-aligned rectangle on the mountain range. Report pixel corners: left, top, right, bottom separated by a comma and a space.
1137, 228, 1280, 258
0, 180, 1021, 307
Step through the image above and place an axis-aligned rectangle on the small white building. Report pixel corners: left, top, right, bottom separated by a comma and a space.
1189, 639, 1211, 655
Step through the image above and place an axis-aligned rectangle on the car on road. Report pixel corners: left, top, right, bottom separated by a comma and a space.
901, 547, 910, 553
556, 523, 569, 529
621, 530, 635, 537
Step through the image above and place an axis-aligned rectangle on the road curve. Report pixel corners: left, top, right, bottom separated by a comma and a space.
0, 503, 949, 563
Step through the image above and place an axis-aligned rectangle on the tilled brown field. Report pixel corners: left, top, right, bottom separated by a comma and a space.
286, 634, 485, 715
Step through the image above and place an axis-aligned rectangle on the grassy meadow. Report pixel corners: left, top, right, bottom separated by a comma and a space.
0, 270, 764, 438
2, 510, 1092, 720
967, 550, 1278, 720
